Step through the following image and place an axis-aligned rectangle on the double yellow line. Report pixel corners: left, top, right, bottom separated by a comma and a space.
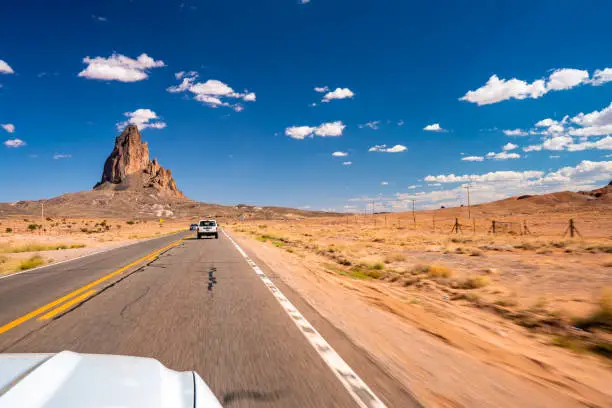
0, 237, 184, 336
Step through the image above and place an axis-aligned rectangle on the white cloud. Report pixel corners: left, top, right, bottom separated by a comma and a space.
423, 123, 446, 132
591, 68, 612, 86
535, 118, 557, 127
314, 86, 329, 93
53, 154, 71, 160
0, 59, 14, 74
546, 68, 589, 91
502, 142, 518, 151
569, 125, 612, 137
243, 92, 256, 102
358, 121, 380, 130
285, 121, 346, 139
314, 121, 346, 137
368, 144, 407, 153
570, 103, 612, 127
332, 151, 348, 157
3, 138, 25, 148
381, 181, 389, 185
461, 156, 484, 162
486, 151, 521, 160
389, 161, 611, 210
425, 170, 544, 184
460, 68, 594, 106
407, 185, 418, 189
285, 126, 315, 139
542, 135, 574, 150
460, 74, 547, 105
523, 145, 543, 152
503, 129, 528, 136
566, 136, 612, 151
78, 53, 165, 82
397, 120, 404, 126
167, 72, 255, 110
300, 0, 311, 4
342, 161, 352, 166
322, 87, 354, 102
1, 124, 15, 133
92, 15, 107, 21
550, 155, 560, 159
116, 108, 167, 131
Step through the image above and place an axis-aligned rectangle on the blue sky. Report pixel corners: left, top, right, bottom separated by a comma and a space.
1, 0, 611, 211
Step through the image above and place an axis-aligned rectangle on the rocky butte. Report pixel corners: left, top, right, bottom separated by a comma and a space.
93, 125, 185, 199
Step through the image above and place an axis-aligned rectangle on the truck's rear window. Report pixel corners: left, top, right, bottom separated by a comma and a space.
200, 221, 216, 227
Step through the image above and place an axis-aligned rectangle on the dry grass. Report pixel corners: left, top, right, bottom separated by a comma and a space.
425, 264, 453, 278
462, 275, 490, 289
18, 256, 44, 271
229, 203, 612, 359
0, 243, 86, 253
575, 287, 612, 331
384, 253, 407, 263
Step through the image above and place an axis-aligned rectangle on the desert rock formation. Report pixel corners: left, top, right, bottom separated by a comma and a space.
94, 125, 184, 198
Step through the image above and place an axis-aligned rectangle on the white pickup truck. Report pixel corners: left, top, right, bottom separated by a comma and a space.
196, 219, 219, 239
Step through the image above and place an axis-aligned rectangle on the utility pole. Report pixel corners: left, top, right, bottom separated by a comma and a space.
464, 184, 472, 219
411, 200, 416, 225
41, 201, 45, 235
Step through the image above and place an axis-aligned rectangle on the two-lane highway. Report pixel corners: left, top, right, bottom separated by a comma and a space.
0, 230, 419, 407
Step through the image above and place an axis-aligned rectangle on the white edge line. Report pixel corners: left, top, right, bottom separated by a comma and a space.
223, 230, 387, 408
0, 231, 187, 281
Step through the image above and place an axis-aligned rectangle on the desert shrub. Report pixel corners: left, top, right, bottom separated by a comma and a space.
370, 262, 385, 270
462, 275, 490, 289
372, 238, 385, 243
336, 258, 352, 266
349, 264, 384, 279
426, 264, 453, 278
550, 241, 568, 248
126, 220, 135, 225
575, 288, 612, 331
410, 264, 430, 275
27, 224, 40, 231
5, 228, 12, 233
536, 248, 553, 255
494, 298, 518, 307
19, 256, 44, 271
514, 242, 538, 250
384, 253, 407, 264
585, 245, 612, 254
81, 228, 88, 233
469, 249, 484, 256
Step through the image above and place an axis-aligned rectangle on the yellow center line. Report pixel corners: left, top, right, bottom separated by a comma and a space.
37, 290, 97, 321
0, 237, 184, 336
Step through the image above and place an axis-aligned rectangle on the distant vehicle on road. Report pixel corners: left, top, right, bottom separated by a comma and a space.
189, 223, 198, 231
0, 351, 222, 407
196, 219, 219, 239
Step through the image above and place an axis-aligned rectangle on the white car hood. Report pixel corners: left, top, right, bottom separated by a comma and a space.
0, 351, 222, 408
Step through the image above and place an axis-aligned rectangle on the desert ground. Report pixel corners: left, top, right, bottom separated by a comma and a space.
2, 187, 611, 407
226, 204, 612, 407
0, 216, 188, 275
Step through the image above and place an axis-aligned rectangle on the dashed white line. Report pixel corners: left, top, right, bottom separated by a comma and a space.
223, 230, 387, 408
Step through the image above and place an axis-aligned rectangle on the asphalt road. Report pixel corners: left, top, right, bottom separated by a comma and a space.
0, 231, 419, 407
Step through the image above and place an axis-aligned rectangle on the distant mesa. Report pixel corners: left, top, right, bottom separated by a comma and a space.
93, 125, 185, 198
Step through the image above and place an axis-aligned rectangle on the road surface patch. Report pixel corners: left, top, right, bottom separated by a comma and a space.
0, 238, 184, 336
223, 230, 387, 408
38, 290, 97, 320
